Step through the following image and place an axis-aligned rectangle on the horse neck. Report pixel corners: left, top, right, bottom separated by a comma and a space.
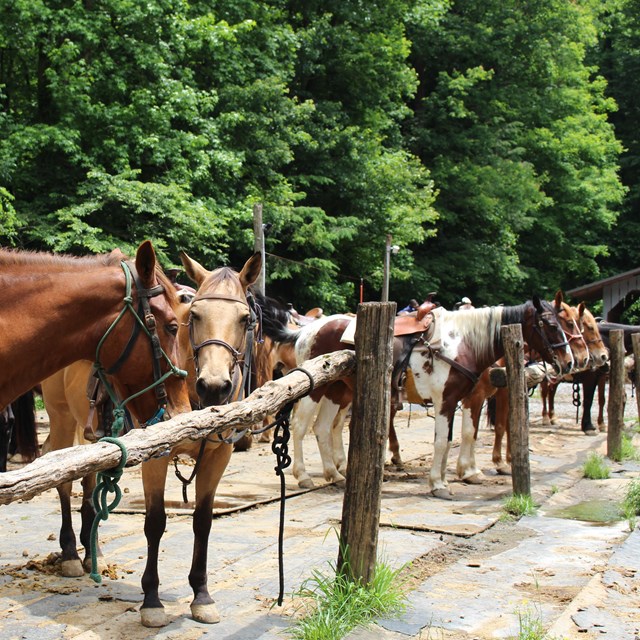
496, 302, 533, 359
0, 266, 125, 408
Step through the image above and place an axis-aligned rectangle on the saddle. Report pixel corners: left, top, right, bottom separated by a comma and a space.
393, 301, 438, 337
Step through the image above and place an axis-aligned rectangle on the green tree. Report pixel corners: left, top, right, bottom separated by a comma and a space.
404, 0, 624, 307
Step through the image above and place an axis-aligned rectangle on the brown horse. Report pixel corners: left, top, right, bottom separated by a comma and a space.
486, 301, 607, 474
40, 252, 261, 628
0, 241, 190, 426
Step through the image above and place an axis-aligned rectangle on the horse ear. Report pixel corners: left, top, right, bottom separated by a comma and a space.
578, 301, 586, 318
554, 290, 564, 308
135, 240, 157, 287
239, 252, 262, 289
179, 251, 209, 286
532, 295, 543, 313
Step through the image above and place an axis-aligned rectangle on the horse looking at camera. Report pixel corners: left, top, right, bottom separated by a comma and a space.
39, 252, 261, 628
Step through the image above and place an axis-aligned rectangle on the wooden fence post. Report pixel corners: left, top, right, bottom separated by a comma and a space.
502, 324, 530, 496
337, 302, 395, 584
607, 329, 625, 460
633, 333, 640, 427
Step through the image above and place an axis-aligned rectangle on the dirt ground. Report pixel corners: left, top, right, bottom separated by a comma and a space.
1, 383, 639, 639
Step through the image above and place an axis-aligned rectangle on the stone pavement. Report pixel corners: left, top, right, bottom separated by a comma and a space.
0, 386, 639, 639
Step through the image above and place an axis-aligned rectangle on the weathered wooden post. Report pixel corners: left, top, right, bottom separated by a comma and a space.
252, 202, 265, 296
633, 333, 640, 426
502, 324, 530, 496
337, 302, 396, 583
607, 329, 625, 460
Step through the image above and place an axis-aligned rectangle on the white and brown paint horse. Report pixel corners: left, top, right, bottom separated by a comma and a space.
392, 298, 574, 498
258, 296, 354, 488
40, 252, 261, 628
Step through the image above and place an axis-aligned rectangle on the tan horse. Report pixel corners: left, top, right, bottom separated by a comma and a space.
41, 252, 261, 628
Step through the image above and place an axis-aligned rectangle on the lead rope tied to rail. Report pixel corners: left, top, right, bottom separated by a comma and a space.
272, 366, 314, 606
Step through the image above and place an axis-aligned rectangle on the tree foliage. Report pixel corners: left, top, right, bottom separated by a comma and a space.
0, 0, 633, 312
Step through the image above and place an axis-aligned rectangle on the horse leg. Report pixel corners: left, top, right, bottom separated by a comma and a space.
430, 409, 452, 499
387, 392, 403, 467
189, 442, 233, 624
496, 390, 512, 473
12, 390, 39, 463
313, 398, 345, 486
291, 397, 316, 489
580, 373, 598, 434
457, 405, 483, 484
45, 386, 86, 577
548, 382, 558, 425
140, 457, 171, 627
597, 375, 607, 431
331, 405, 350, 476
540, 379, 551, 426
0, 408, 11, 473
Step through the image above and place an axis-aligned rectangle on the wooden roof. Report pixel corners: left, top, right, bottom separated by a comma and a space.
566, 266, 640, 301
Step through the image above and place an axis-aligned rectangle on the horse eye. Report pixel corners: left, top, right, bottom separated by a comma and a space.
167, 323, 179, 336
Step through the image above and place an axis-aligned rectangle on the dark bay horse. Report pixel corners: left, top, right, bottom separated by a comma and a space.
40, 252, 261, 628
392, 298, 573, 498
0, 241, 190, 426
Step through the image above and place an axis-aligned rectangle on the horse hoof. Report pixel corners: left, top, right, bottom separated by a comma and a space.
391, 456, 404, 467
83, 557, 108, 575
191, 602, 220, 624
463, 473, 484, 485
61, 559, 84, 578
298, 478, 315, 490
496, 465, 512, 476
583, 429, 598, 437
431, 488, 453, 500
140, 607, 168, 628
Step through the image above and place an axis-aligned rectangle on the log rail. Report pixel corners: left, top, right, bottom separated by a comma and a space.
0, 350, 355, 505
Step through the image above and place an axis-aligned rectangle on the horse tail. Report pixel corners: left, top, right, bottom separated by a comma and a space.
486, 396, 497, 428
11, 390, 39, 463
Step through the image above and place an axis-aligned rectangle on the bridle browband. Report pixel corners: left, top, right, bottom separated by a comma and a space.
93, 260, 187, 433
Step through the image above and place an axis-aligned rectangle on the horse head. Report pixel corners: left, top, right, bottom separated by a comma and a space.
100, 241, 191, 425
179, 251, 262, 407
578, 303, 609, 369
553, 290, 590, 371
527, 296, 573, 376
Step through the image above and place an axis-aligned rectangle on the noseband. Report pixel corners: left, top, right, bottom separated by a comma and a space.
93, 260, 188, 432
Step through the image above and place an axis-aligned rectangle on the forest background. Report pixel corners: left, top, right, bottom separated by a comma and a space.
1, 0, 639, 318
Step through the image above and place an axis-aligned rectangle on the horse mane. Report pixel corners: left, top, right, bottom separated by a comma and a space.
202, 266, 242, 290
0, 246, 179, 305
0, 248, 121, 268
443, 306, 503, 362
251, 289, 298, 345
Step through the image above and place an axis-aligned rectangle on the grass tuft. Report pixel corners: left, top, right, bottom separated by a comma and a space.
288, 553, 408, 640
582, 451, 610, 479
501, 494, 537, 520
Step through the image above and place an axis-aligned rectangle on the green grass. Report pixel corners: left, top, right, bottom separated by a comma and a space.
501, 494, 538, 520
622, 478, 640, 531
582, 451, 610, 479
619, 433, 640, 461
511, 602, 563, 640
288, 555, 408, 640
